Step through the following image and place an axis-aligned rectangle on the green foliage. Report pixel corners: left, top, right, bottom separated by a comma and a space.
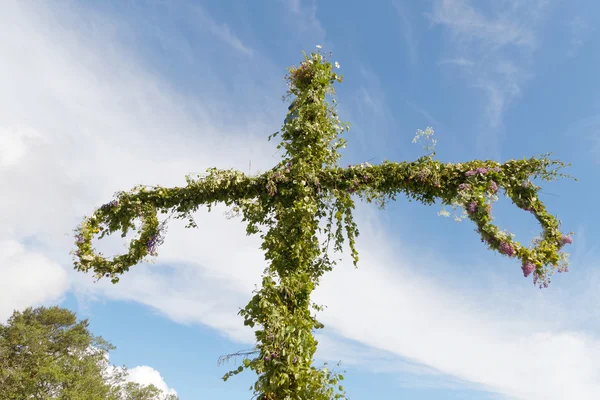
72, 47, 574, 399
0, 306, 178, 400
121, 382, 178, 400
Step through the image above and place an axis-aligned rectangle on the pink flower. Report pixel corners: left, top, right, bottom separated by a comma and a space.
522, 262, 535, 277
499, 242, 515, 257
561, 235, 573, 246
467, 202, 477, 214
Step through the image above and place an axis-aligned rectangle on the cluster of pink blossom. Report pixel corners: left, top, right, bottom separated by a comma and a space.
499, 242, 515, 257
465, 166, 501, 177
521, 262, 536, 277
467, 202, 477, 214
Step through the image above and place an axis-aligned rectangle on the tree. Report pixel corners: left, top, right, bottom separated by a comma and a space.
121, 382, 178, 400
72, 47, 575, 399
0, 306, 177, 400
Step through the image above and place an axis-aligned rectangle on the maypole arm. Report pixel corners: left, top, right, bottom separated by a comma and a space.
72, 168, 267, 283
318, 154, 575, 288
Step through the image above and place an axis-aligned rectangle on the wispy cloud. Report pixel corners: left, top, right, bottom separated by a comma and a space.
350, 65, 398, 154
189, 4, 254, 56
280, 0, 327, 44
429, 0, 537, 49
437, 57, 474, 67
429, 0, 547, 132
392, 0, 418, 67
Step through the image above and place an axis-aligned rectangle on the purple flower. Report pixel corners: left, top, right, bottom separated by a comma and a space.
522, 262, 535, 277
76, 234, 85, 244
146, 226, 166, 255
110, 200, 119, 208
488, 181, 498, 194
292, 356, 298, 363
458, 183, 470, 191
561, 235, 573, 246
558, 264, 569, 273
467, 202, 477, 214
264, 356, 270, 362
271, 353, 277, 359
465, 168, 489, 176
499, 242, 515, 257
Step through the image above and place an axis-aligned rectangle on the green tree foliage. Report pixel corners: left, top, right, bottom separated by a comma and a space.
0, 306, 177, 400
121, 382, 178, 400
72, 48, 575, 399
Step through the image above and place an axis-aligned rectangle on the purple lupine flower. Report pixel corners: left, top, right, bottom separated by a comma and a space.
522, 262, 535, 277
488, 181, 498, 194
499, 242, 515, 257
561, 235, 573, 246
467, 202, 477, 214
458, 183, 470, 191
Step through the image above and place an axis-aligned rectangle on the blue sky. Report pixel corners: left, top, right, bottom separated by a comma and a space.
1, 0, 600, 399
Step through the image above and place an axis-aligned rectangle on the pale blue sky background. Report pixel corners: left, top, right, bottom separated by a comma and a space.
2, 1, 600, 399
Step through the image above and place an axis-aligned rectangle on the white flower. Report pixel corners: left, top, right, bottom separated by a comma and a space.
316, 44, 322, 49
335, 61, 340, 68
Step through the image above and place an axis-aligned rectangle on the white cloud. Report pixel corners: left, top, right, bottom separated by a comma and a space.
127, 366, 178, 396
430, 0, 546, 132
0, 240, 69, 321
429, 0, 537, 48
3, 2, 600, 400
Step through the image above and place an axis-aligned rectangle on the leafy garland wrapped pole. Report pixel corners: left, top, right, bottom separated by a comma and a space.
72, 47, 575, 399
